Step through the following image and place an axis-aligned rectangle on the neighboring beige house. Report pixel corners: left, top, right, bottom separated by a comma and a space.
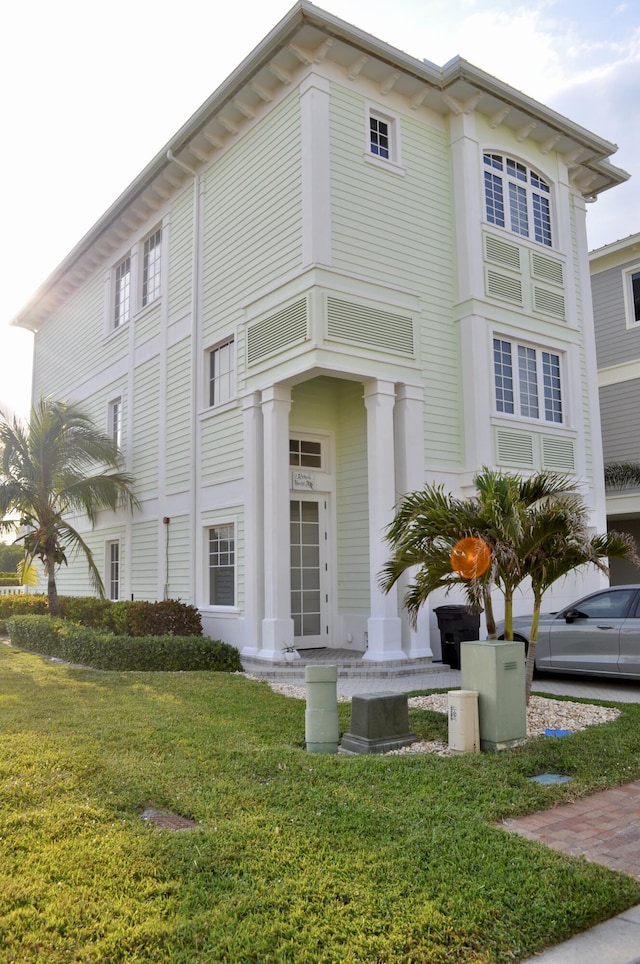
12, 2, 629, 664
591, 232, 640, 585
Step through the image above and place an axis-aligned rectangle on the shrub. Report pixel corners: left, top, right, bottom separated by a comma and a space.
0, 594, 48, 633
6, 615, 240, 672
0, 573, 20, 586
123, 599, 203, 637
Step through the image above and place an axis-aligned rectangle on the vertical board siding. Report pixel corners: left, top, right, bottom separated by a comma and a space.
600, 381, 640, 463
166, 337, 192, 492
593, 261, 640, 368
200, 408, 243, 484
335, 381, 370, 613
132, 357, 160, 497
200, 92, 302, 355
169, 185, 194, 321
130, 520, 159, 600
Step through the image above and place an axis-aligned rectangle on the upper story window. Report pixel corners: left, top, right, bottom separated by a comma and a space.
208, 338, 235, 407
365, 107, 403, 172
484, 154, 552, 247
370, 114, 390, 159
493, 337, 563, 424
623, 265, 640, 328
114, 256, 131, 328
142, 227, 162, 307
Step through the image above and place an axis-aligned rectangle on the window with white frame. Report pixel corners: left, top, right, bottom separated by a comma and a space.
208, 524, 235, 606
106, 541, 120, 601
289, 438, 322, 468
493, 337, 563, 423
367, 108, 399, 165
108, 397, 122, 449
142, 227, 162, 307
114, 255, 131, 328
208, 338, 235, 407
623, 266, 640, 328
483, 154, 552, 247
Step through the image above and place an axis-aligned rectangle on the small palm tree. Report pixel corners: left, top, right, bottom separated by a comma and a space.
382, 467, 639, 703
604, 462, 640, 489
0, 399, 138, 615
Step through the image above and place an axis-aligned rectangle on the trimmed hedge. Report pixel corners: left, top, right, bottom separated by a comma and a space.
6, 615, 242, 672
0, 573, 20, 586
0, 596, 203, 637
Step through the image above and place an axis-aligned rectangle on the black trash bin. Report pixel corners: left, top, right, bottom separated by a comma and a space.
434, 605, 481, 670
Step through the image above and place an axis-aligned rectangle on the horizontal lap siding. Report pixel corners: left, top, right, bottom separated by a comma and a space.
169, 186, 194, 322
130, 521, 158, 600
336, 382, 369, 612
200, 93, 302, 359
201, 408, 243, 484
600, 381, 640, 463
593, 261, 640, 368
33, 276, 109, 401
166, 337, 191, 492
132, 357, 160, 498
165, 514, 191, 603
330, 85, 460, 467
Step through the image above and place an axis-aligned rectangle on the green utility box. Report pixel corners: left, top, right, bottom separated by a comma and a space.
460, 641, 526, 751
341, 692, 416, 754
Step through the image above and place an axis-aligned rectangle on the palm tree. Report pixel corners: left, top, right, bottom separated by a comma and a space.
0, 399, 138, 615
381, 467, 638, 702
604, 462, 640, 489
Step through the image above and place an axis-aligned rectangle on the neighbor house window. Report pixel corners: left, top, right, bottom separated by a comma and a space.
108, 398, 122, 449
623, 266, 640, 328
114, 256, 131, 327
483, 154, 552, 247
208, 339, 234, 407
107, 541, 120, 601
208, 524, 235, 606
493, 337, 563, 423
142, 227, 162, 307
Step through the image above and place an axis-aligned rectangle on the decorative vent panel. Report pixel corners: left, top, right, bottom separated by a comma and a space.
247, 299, 307, 366
533, 286, 565, 319
495, 429, 535, 467
542, 435, 575, 472
531, 252, 564, 286
326, 298, 413, 356
486, 270, 523, 305
485, 235, 521, 271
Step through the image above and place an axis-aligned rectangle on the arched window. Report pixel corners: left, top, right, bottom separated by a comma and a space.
483, 153, 552, 247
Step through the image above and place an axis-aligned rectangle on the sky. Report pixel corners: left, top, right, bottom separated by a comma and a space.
1, 0, 639, 419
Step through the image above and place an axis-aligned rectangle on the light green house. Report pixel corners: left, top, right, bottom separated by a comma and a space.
12, 3, 628, 665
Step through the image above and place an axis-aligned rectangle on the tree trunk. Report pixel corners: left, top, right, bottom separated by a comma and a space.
525, 600, 541, 704
46, 551, 60, 617
483, 588, 497, 638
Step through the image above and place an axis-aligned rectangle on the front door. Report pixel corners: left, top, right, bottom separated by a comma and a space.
290, 496, 328, 648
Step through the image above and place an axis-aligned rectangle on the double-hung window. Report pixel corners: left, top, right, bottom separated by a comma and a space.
484, 154, 552, 247
114, 256, 131, 328
142, 227, 162, 307
106, 541, 120, 601
208, 524, 235, 606
208, 338, 234, 407
108, 397, 122, 449
493, 337, 563, 423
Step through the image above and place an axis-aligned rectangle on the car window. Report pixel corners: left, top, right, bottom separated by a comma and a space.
572, 589, 637, 619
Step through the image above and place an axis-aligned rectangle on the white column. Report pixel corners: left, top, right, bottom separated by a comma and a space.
259, 385, 295, 658
241, 392, 264, 656
300, 73, 332, 268
395, 383, 432, 659
363, 379, 404, 661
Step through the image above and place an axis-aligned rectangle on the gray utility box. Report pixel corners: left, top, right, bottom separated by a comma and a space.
341, 692, 416, 754
460, 641, 526, 751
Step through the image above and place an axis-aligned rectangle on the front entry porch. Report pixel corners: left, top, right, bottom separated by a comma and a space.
241, 647, 449, 682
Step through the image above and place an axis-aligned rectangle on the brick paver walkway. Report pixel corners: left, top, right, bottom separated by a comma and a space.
501, 780, 640, 879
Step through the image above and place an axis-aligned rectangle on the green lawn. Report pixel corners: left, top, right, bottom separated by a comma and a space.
1, 646, 639, 962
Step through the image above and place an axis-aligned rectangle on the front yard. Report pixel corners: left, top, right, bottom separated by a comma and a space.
1, 645, 639, 962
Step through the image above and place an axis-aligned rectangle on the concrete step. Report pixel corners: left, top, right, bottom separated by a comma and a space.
241, 651, 451, 681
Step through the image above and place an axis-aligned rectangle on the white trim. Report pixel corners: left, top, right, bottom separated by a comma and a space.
300, 73, 332, 268
365, 102, 404, 173
598, 359, 640, 387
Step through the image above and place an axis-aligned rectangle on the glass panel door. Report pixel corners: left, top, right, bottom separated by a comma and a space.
290, 498, 324, 645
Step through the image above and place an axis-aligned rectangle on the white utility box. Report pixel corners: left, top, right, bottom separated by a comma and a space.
447, 690, 480, 753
